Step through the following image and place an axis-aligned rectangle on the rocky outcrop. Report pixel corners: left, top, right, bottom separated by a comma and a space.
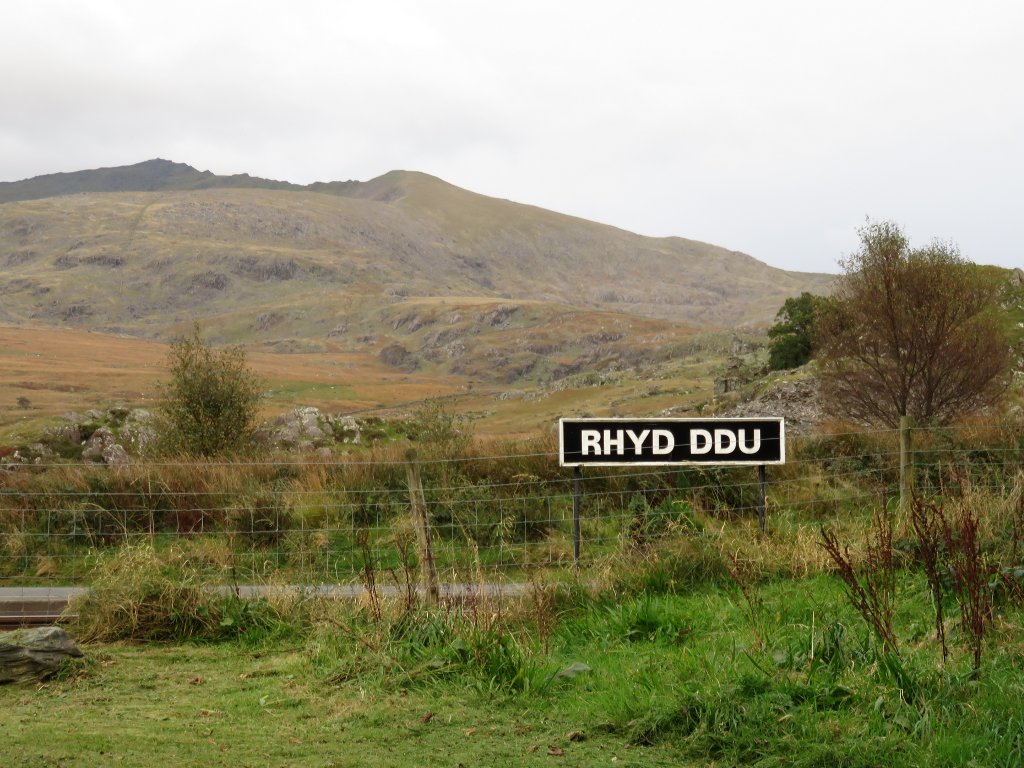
81, 427, 131, 466
718, 378, 824, 434
3, 407, 155, 467
261, 406, 365, 452
3, 405, 386, 467
379, 342, 418, 371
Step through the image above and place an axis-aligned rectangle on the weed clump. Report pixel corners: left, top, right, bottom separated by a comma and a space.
821, 510, 901, 656
609, 535, 728, 597
69, 544, 299, 643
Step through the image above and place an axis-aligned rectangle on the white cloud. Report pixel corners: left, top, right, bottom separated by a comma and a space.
3, 0, 1023, 272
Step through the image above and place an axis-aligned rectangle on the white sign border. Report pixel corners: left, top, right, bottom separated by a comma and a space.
558, 416, 786, 467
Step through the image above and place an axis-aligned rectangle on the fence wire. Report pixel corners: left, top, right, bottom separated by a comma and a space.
1, 423, 1022, 587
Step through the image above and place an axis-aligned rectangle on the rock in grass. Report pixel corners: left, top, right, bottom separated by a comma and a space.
0, 626, 84, 684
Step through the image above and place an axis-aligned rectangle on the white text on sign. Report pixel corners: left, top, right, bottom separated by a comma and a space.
689, 429, 762, 455
579, 429, 673, 456
579, 428, 763, 456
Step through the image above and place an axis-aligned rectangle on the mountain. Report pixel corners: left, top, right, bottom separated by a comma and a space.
0, 158, 422, 203
0, 158, 310, 202
0, 160, 833, 384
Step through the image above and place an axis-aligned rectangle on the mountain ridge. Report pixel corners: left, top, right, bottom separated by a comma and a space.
0, 159, 472, 205
0, 160, 820, 274
0, 160, 835, 386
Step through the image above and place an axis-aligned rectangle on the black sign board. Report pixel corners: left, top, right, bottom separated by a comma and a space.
559, 417, 785, 467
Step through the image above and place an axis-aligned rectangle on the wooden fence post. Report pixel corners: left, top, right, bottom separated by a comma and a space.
405, 449, 439, 605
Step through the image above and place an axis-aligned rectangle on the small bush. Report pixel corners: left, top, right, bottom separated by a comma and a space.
389, 609, 553, 695
226, 494, 292, 548
402, 399, 470, 457
70, 544, 220, 641
601, 596, 693, 645
157, 325, 263, 457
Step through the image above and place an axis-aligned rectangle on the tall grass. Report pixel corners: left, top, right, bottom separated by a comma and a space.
69, 543, 306, 643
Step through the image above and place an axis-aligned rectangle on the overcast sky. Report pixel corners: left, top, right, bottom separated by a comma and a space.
3, 1, 1022, 274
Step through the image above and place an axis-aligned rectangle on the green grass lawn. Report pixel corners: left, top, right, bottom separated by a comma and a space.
4, 569, 1023, 767
1, 642, 690, 767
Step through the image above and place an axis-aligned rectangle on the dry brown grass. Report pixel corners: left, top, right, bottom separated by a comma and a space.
0, 324, 468, 438
712, 517, 843, 579
0, 320, 732, 441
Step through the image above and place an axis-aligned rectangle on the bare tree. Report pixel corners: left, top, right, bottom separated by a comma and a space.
817, 220, 1015, 427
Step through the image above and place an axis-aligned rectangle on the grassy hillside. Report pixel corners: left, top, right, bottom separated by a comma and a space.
0, 161, 832, 439
0, 163, 834, 336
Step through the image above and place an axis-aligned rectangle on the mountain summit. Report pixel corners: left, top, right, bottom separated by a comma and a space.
0, 158, 314, 202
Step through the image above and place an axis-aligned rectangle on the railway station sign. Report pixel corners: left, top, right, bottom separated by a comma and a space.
559, 417, 785, 467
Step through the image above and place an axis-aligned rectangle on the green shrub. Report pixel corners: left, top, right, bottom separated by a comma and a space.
388, 609, 553, 695
158, 325, 263, 457
612, 537, 728, 596
70, 544, 221, 641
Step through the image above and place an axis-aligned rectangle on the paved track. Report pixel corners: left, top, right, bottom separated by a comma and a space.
0, 583, 530, 628
0, 587, 86, 627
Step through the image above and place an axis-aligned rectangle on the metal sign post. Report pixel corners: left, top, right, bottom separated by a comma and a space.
758, 464, 767, 536
572, 465, 582, 566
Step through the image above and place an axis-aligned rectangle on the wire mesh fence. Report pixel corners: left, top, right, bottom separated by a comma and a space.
1, 422, 1023, 588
